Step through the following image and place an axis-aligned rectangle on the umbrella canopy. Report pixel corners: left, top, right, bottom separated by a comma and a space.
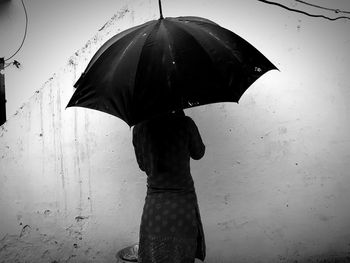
66, 15, 277, 126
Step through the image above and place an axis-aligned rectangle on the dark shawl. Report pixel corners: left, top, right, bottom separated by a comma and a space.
132, 114, 206, 262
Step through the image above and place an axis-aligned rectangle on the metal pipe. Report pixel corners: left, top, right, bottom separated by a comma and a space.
0, 57, 6, 126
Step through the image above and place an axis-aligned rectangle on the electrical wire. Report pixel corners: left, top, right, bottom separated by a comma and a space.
295, 0, 350, 15
5, 0, 28, 62
257, 0, 350, 21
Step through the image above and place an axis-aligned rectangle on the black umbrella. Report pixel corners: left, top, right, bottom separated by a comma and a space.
67, 0, 277, 126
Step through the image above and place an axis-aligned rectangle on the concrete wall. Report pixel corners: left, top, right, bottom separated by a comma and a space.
0, 3, 156, 262
1, 1, 350, 262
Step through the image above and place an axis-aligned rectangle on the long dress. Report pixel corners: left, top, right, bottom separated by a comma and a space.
132, 113, 206, 263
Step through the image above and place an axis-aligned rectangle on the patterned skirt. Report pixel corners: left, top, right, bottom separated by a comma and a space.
138, 188, 205, 263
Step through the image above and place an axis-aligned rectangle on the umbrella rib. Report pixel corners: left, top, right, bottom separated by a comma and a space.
131, 20, 163, 82
163, 20, 233, 106
162, 22, 176, 68
191, 23, 277, 71
161, 21, 177, 86
170, 19, 243, 64
129, 20, 164, 121
161, 21, 187, 109
129, 22, 160, 90
84, 21, 155, 73
116, 22, 159, 123
167, 20, 229, 83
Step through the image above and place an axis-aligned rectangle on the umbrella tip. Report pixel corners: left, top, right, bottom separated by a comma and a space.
158, 0, 164, 19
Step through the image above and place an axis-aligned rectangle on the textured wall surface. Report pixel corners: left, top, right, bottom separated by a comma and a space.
1, 1, 350, 262
0, 2, 155, 262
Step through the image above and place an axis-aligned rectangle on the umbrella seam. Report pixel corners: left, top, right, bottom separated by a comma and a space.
169, 19, 243, 64
84, 21, 156, 74
161, 20, 181, 108
164, 19, 226, 99
131, 20, 165, 124
121, 22, 160, 125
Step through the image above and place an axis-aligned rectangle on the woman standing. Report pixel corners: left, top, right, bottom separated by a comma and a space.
132, 110, 206, 263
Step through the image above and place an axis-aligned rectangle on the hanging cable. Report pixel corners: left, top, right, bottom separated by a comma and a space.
5, 0, 28, 62
257, 0, 350, 21
295, 0, 350, 15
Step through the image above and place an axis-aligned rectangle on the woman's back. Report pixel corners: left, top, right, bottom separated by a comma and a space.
132, 112, 207, 262
132, 113, 205, 190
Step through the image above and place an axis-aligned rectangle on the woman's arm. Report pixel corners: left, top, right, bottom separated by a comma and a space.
187, 117, 205, 160
132, 126, 145, 171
